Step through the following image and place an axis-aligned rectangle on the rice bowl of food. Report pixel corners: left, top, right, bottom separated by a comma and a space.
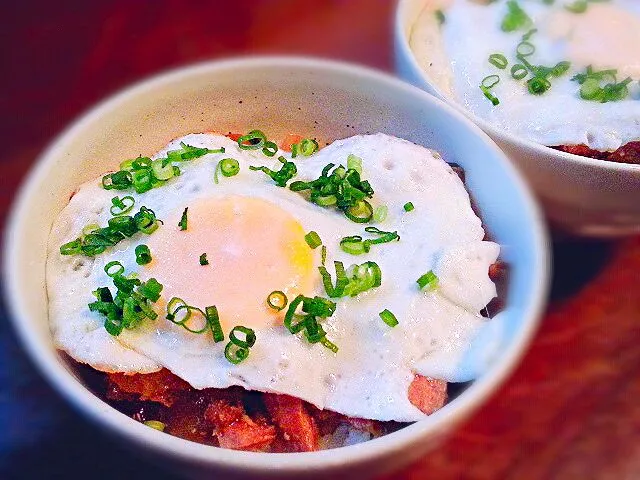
396, 0, 640, 237
4, 57, 548, 478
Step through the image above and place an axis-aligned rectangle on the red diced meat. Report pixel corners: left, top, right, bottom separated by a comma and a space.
407, 375, 448, 415
263, 393, 320, 452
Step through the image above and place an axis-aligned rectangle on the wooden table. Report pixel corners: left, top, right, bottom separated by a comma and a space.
2, 2, 638, 478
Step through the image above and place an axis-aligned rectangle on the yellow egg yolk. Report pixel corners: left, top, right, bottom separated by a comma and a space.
143, 196, 314, 331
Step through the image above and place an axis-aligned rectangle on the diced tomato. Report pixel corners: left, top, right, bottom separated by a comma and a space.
407, 375, 447, 415
280, 133, 304, 152
263, 393, 320, 452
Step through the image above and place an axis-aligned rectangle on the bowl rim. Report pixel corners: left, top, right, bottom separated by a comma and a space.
394, 0, 640, 173
4, 55, 550, 474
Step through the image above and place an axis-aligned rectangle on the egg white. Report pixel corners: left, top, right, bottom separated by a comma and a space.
410, 0, 640, 151
47, 133, 500, 422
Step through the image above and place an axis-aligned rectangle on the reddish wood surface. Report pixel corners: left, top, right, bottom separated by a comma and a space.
2, 2, 639, 479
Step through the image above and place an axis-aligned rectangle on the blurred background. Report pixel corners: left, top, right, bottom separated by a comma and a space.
1, 1, 638, 479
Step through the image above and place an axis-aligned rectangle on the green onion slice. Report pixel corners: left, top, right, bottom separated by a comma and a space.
135, 244, 152, 265
237, 130, 267, 150
262, 141, 278, 157
105, 261, 125, 277
224, 325, 256, 364
110, 196, 135, 216
178, 207, 188, 231
417, 270, 439, 291
167, 303, 208, 334
60, 239, 82, 255
379, 309, 399, 327
215, 158, 240, 184
488, 53, 508, 69
527, 76, 551, 95
267, 291, 288, 311
304, 231, 322, 249
403, 202, 415, 212
199, 253, 209, 266
283, 294, 338, 352
373, 205, 388, 223
346, 154, 363, 174
205, 305, 224, 343
511, 64, 528, 80
319, 260, 382, 298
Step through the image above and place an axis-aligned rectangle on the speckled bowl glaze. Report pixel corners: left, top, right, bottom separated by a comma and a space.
4, 57, 548, 479
395, 0, 640, 237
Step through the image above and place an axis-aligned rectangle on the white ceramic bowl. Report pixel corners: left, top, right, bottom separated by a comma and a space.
4, 57, 548, 479
395, 0, 640, 238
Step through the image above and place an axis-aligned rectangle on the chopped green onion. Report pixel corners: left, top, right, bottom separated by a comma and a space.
62, 206, 161, 257
134, 206, 161, 234
290, 162, 375, 223
435, 9, 445, 25
151, 158, 175, 181
144, 420, 166, 431
199, 253, 209, 266
237, 130, 267, 150
571, 66, 632, 103
300, 138, 319, 156
339, 227, 399, 255
267, 291, 288, 311
379, 309, 399, 327
403, 202, 415, 212
89, 265, 163, 336
304, 231, 322, 249
262, 141, 278, 157
527, 76, 551, 95
102, 144, 222, 194
167, 303, 209, 334
345, 200, 374, 223
205, 305, 224, 343
321, 245, 327, 266
319, 260, 382, 298
516, 41, 535, 57
417, 270, 439, 291
373, 205, 388, 223
105, 261, 124, 277
480, 75, 501, 106
135, 244, 152, 265
346, 154, 362, 174
551, 61, 571, 77
110, 196, 135, 216
102, 170, 133, 191
482, 75, 500, 89
82, 223, 100, 236
178, 207, 188, 231
224, 326, 256, 364
283, 294, 338, 352
511, 64, 528, 80
250, 156, 298, 187
214, 158, 240, 184
60, 239, 82, 255
565, 0, 588, 13
291, 138, 319, 158
488, 53, 508, 69
501, 0, 532, 32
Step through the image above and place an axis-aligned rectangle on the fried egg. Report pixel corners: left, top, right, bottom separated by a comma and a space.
410, 0, 640, 151
47, 133, 501, 422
